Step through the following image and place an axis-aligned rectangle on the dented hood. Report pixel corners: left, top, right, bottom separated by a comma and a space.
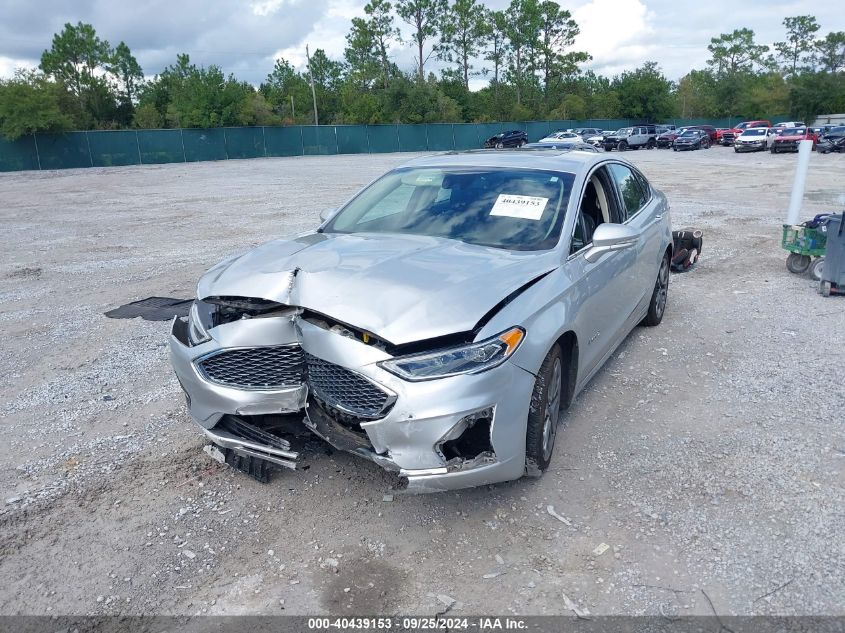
197, 232, 558, 345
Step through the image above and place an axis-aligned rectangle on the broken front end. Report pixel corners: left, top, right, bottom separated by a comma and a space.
169, 296, 534, 492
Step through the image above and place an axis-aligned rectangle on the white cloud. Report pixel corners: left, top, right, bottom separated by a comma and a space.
573, 0, 657, 74
0, 56, 35, 78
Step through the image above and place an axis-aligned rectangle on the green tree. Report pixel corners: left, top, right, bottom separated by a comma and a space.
503, 0, 543, 105
133, 102, 163, 128
0, 71, 75, 139
537, 1, 587, 96
438, 0, 487, 88
396, 0, 448, 82
483, 10, 508, 99
815, 31, 845, 72
674, 69, 718, 118
108, 41, 144, 125
773, 15, 820, 76
108, 42, 144, 106
40, 22, 111, 97
790, 72, 845, 121
39, 21, 117, 126
344, 0, 400, 89
613, 62, 674, 121
707, 28, 769, 76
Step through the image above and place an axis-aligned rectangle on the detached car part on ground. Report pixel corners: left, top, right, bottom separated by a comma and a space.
170, 150, 673, 493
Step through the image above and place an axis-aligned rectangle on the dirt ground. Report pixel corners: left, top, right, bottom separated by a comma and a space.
1, 146, 843, 618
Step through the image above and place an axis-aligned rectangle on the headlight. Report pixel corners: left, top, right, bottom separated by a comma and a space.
378, 327, 525, 381
188, 300, 212, 345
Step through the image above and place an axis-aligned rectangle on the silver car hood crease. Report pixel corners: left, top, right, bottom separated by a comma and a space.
197, 232, 561, 345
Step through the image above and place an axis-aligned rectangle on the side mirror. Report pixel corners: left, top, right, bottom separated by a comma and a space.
584, 223, 639, 263
320, 208, 337, 222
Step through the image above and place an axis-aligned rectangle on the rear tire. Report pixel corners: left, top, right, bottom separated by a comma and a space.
643, 252, 670, 326
525, 345, 564, 474
786, 253, 811, 274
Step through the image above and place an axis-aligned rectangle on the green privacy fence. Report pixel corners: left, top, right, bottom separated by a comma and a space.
0, 116, 791, 172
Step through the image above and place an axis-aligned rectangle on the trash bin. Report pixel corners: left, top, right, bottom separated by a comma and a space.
820, 211, 845, 296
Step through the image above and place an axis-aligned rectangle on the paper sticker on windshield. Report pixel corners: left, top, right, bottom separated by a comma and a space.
490, 194, 548, 220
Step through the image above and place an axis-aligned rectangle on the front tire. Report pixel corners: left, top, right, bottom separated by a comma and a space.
811, 257, 825, 281
618, 141, 628, 151
643, 253, 670, 326
525, 345, 564, 474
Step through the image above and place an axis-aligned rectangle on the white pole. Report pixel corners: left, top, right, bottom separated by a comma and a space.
786, 139, 813, 226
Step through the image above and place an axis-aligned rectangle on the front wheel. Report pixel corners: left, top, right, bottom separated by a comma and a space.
811, 257, 825, 281
495, 142, 504, 149
525, 345, 564, 474
618, 141, 628, 151
642, 253, 669, 326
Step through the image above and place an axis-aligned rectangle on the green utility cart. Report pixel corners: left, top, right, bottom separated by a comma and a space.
782, 223, 827, 279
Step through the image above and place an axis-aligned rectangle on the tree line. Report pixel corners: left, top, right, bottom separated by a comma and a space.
0, 5, 843, 140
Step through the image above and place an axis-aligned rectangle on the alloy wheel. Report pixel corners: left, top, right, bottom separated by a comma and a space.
655, 257, 669, 320
541, 358, 562, 462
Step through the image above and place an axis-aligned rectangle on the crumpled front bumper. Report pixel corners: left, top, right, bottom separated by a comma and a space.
169, 315, 536, 492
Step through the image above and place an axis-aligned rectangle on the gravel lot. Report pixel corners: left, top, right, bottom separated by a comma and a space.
1, 146, 843, 617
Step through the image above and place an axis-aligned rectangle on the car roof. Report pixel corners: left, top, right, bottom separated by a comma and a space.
401, 149, 607, 173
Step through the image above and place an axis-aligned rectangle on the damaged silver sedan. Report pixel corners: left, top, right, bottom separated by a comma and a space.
169, 150, 672, 492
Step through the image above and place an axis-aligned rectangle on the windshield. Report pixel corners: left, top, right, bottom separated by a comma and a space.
783, 128, 805, 135
742, 129, 767, 136
324, 167, 575, 251
679, 130, 699, 137
616, 128, 632, 135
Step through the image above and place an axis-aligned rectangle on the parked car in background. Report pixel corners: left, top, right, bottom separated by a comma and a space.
817, 126, 845, 153
734, 127, 775, 152
672, 129, 711, 151
687, 125, 718, 142
169, 150, 673, 492
539, 131, 583, 143
656, 128, 684, 148
523, 141, 599, 152
770, 127, 818, 153
603, 125, 657, 151
714, 128, 730, 143
817, 136, 845, 153
586, 132, 607, 147
656, 124, 677, 133
721, 120, 772, 146
484, 130, 528, 148
573, 128, 602, 138
773, 121, 806, 130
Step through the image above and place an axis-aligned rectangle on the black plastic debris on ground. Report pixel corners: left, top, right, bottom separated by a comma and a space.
104, 297, 192, 321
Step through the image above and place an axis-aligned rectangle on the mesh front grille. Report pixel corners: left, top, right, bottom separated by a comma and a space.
198, 345, 304, 389
305, 353, 392, 418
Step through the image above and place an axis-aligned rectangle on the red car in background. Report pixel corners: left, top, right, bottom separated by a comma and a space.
770, 127, 819, 153
720, 120, 772, 146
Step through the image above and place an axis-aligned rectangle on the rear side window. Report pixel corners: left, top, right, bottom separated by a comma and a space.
608, 164, 647, 220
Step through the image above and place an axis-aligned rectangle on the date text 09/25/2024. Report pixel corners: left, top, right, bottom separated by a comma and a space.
307, 617, 528, 630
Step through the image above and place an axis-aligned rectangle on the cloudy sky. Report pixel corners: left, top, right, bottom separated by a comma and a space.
1, 0, 842, 87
